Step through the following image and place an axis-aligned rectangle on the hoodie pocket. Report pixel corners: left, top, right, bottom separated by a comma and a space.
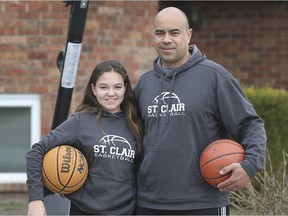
138, 150, 206, 201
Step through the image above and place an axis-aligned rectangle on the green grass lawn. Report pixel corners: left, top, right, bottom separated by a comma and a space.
0, 202, 27, 215
0, 193, 28, 215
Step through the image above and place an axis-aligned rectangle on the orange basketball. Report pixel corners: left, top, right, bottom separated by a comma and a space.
42, 145, 88, 194
200, 139, 245, 188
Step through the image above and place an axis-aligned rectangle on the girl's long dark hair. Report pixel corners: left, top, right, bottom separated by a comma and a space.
75, 60, 143, 156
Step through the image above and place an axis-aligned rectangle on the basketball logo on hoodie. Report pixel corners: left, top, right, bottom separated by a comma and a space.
93, 135, 135, 163
147, 92, 185, 117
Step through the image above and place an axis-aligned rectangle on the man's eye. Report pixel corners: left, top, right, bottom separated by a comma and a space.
171, 31, 180, 36
155, 32, 164, 36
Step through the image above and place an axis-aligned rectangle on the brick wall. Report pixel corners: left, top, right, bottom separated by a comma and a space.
0, 1, 158, 136
0, 183, 27, 193
189, 1, 288, 89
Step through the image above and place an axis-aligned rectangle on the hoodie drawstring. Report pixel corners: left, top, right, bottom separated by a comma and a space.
155, 72, 177, 135
166, 71, 177, 125
155, 74, 164, 135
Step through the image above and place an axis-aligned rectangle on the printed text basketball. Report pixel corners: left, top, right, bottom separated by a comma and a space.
42, 145, 88, 194
200, 139, 245, 188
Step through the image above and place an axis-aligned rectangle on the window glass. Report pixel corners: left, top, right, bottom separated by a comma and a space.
0, 108, 31, 172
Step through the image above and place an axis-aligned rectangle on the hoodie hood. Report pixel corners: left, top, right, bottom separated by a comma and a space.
152, 45, 206, 133
153, 45, 206, 79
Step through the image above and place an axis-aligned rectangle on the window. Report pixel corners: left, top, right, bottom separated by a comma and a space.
0, 94, 41, 183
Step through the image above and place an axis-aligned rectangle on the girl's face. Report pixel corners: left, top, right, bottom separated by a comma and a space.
91, 71, 126, 113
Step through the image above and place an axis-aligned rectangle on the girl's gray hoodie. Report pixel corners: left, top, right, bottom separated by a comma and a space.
26, 111, 137, 214
133, 45, 266, 210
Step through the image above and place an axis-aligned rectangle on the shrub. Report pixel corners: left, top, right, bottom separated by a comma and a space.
244, 86, 288, 169
230, 150, 288, 215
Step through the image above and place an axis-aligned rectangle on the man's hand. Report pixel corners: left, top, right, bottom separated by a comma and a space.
217, 162, 251, 192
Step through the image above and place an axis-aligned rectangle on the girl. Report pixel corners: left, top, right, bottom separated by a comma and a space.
26, 60, 143, 215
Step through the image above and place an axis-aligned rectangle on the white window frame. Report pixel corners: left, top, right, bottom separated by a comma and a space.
0, 94, 41, 183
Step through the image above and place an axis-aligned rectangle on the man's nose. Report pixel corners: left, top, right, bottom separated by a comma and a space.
163, 33, 172, 43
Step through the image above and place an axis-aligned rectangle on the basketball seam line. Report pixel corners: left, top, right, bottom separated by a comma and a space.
58, 146, 78, 193
200, 152, 245, 168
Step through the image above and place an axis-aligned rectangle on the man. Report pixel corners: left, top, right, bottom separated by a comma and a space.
133, 7, 266, 215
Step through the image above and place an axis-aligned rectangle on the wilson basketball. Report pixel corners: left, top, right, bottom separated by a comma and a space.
42, 145, 88, 194
200, 139, 245, 188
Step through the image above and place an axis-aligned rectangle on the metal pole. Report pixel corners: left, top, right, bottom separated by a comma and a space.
52, 0, 89, 130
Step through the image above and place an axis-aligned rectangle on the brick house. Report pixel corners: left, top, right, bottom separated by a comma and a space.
0, 1, 287, 193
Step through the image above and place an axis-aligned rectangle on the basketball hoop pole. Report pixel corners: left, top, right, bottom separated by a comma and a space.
52, 0, 89, 130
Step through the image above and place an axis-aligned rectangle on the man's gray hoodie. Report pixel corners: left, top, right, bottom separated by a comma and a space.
133, 45, 266, 210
